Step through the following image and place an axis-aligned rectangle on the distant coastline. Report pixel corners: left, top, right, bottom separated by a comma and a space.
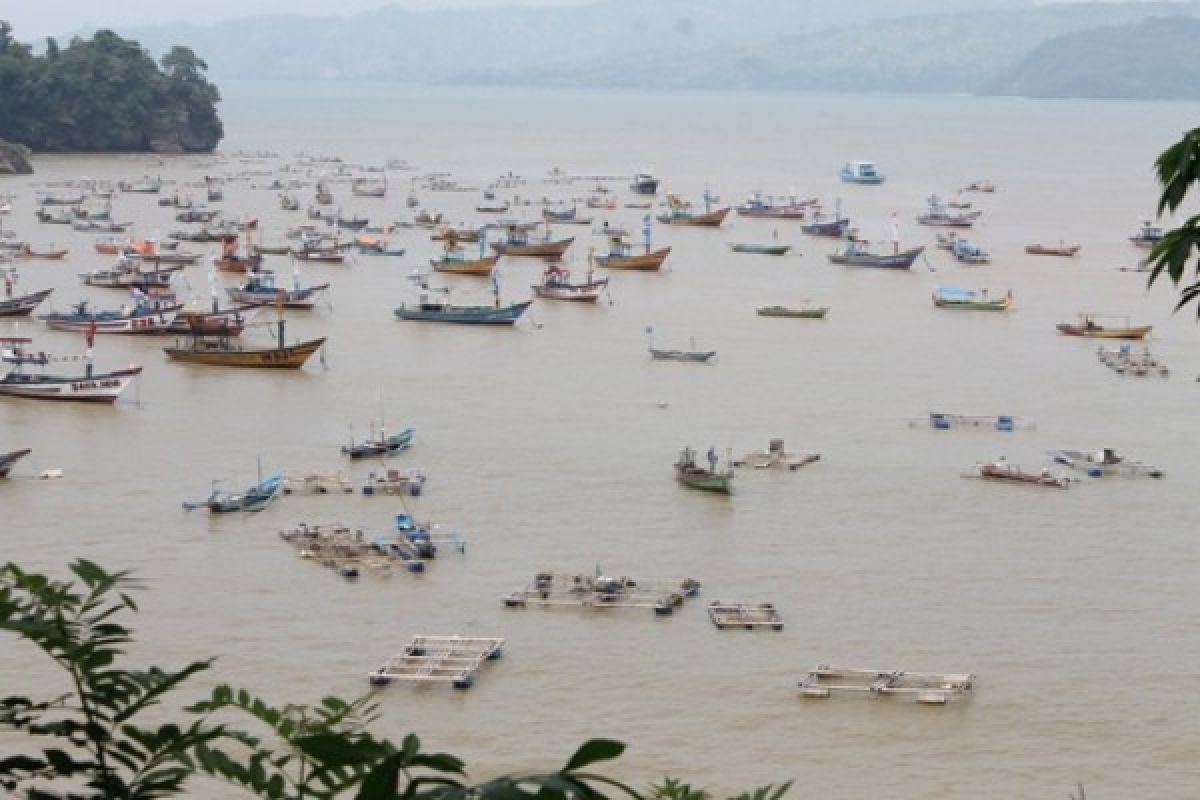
107, 0, 1200, 102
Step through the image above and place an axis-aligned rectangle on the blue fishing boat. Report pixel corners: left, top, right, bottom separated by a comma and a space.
828, 240, 924, 269
394, 273, 531, 325
839, 161, 885, 184
343, 425, 415, 459
184, 464, 284, 513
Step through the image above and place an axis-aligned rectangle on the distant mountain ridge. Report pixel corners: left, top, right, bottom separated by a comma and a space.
103, 0, 1200, 99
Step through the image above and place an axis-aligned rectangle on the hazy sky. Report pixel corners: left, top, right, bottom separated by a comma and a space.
4, 0, 583, 40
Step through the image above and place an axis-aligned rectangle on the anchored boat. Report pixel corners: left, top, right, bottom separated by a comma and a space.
839, 160, 885, 184
932, 287, 1012, 311
0, 448, 32, 477
828, 240, 923, 269
675, 446, 734, 493
1056, 313, 1151, 340
343, 425, 415, 459
0, 337, 142, 403
1049, 448, 1164, 478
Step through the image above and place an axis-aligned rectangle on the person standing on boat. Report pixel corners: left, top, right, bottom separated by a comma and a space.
3, 268, 13, 299
707, 447, 718, 471
890, 213, 900, 255
84, 321, 96, 378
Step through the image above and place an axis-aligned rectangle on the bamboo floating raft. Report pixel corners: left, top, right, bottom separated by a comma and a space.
707, 601, 783, 631
278, 520, 462, 577
733, 439, 820, 471
503, 571, 701, 616
282, 472, 354, 495
368, 636, 504, 690
361, 467, 427, 496
798, 665, 974, 705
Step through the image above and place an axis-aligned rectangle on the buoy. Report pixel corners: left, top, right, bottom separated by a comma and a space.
657, 400, 669, 408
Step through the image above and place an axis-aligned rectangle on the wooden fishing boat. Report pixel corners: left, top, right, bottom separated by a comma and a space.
214, 235, 263, 273
118, 177, 162, 193
0, 448, 31, 477
290, 249, 347, 264
630, 171, 659, 195
1025, 243, 1080, 257
490, 227, 574, 257
932, 287, 1012, 311
730, 242, 792, 255
971, 460, 1070, 489
674, 447, 734, 493
14, 245, 69, 260
431, 253, 498, 276
167, 304, 259, 336
1129, 220, 1163, 249
226, 272, 329, 309
800, 215, 851, 237
184, 471, 284, 512
431, 226, 481, 243
1049, 448, 1164, 479
395, 275, 531, 325
591, 238, 671, 271
343, 426, 415, 459
828, 241, 924, 269
735, 193, 816, 219
1056, 314, 1151, 340
543, 206, 578, 223
164, 318, 325, 369
79, 260, 184, 291
657, 204, 730, 227
531, 263, 608, 302
0, 286, 53, 317
35, 208, 75, 225
756, 305, 828, 319
840, 161, 885, 184
917, 195, 981, 227
40, 300, 180, 334
0, 338, 142, 403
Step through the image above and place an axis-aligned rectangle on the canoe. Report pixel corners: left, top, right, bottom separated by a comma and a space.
756, 305, 828, 319
0, 289, 54, 317
0, 448, 32, 477
730, 243, 792, 255
1025, 243, 1080, 256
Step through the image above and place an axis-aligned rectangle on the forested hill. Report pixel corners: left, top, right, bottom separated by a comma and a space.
0, 23, 222, 153
984, 16, 1200, 99
110, 0, 1200, 99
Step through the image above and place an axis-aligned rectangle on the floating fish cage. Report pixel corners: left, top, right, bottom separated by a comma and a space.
368, 635, 504, 690
504, 572, 701, 616
362, 467, 427, 496
278, 521, 463, 577
707, 601, 783, 631
282, 473, 354, 495
912, 412, 1031, 432
798, 665, 974, 705
733, 438, 821, 471
1097, 344, 1169, 377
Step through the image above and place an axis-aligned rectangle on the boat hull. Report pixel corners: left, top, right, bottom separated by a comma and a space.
0, 448, 32, 477
394, 301, 532, 324
532, 279, 607, 302
592, 247, 671, 271
0, 289, 54, 317
730, 243, 792, 255
756, 306, 828, 319
657, 207, 731, 227
164, 337, 326, 368
829, 246, 924, 269
1025, 244, 1080, 257
490, 237, 574, 257
431, 256, 498, 276
0, 367, 142, 403
1056, 324, 1151, 340
40, 306, 181, 334
225, 284, 329, 309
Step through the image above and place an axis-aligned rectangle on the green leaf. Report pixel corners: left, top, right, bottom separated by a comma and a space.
562, 739, 625, 773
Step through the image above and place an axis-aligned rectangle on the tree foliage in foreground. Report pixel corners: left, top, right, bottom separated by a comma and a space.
1148, 127, 1200, 318
0, 559, 790, 800
0, 21, 222, 152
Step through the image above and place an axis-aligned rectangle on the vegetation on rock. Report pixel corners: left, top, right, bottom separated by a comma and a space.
0, 22, 222, 153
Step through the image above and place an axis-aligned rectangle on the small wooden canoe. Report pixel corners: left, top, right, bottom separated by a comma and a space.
657, 207, 731, 227
756, 305, 828, 319
1025, 243, 1080, 257
431, 255, 498, 276
730, 243, 792, 255
591, 246, 671, 271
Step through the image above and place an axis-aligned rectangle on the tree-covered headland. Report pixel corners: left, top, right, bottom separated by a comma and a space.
0, 22, 222, 154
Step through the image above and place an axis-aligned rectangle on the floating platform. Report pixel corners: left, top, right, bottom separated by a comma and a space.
283, 472, 354, 495
368, 635, 503, 690
277, 521, 465, 577
798, 665, 974, 704
504, 572, 701, 616
362, 467, 427, 496
707, 601, 783, 631
910, 412, 1032, 432
1097, 344, 1168, 377
733, 438, 820, 471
